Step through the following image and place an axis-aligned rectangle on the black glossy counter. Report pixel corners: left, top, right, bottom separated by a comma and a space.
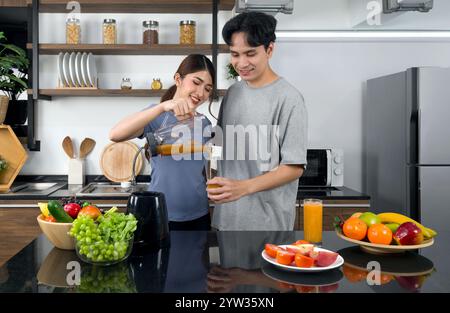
0, 176, 369, 201
1, 231, 448, 293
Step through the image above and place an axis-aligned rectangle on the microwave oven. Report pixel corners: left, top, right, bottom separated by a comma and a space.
298, 149, 344, 187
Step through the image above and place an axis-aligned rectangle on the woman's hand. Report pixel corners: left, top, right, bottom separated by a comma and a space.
160, 98, 196, 120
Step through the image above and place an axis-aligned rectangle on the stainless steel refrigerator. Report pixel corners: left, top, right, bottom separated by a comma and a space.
366, 67, 450, 231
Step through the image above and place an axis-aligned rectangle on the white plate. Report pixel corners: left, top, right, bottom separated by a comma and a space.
75, 52, 84, 86
86, 53, 97, 87
261, 245, 344, 273
69, 52, 79, 87
57, 52, 67, 87
81, 53, 89, 87
62, 52, 73, 87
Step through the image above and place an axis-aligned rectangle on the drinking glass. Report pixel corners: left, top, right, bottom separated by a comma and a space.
303, 199, 323, 244
205, 144, 220, 189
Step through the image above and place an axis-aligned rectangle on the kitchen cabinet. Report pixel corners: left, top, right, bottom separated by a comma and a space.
294, 199, 370, 231
25, 0, 234, 150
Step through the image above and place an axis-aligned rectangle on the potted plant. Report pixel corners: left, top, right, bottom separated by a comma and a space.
226, 62, 240, 81
0, 31, 29, 125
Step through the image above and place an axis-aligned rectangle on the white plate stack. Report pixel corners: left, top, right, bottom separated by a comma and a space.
57, 52, 97, 88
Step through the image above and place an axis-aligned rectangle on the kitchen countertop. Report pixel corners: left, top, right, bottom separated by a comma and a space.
0, 176, 369, 201
0, 230, 447, 293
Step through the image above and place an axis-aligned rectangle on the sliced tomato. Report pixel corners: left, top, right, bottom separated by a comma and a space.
276, 249, 295, 266
265, 244, 280, 258
295, 253, 315, 268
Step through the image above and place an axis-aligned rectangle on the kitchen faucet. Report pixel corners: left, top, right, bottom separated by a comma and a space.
131, 145, 146, 187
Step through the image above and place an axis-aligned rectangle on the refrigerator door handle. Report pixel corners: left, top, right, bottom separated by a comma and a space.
417, 108, 421, 164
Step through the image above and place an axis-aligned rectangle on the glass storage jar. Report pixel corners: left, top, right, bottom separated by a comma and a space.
179, 20, 196, 45
121, 78, 132, 90
66, 17, 81, 44
143, 20, 159, 45
103, 19, 117, 44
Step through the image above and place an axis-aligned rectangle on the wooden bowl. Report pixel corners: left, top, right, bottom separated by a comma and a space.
37, 214, 75, 250
37, 248, 78, 287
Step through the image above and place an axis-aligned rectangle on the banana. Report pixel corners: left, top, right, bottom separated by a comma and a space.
377, 212, 437, 239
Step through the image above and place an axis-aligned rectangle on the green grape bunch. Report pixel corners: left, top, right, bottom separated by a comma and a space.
69, 207, 137, 263
76, 262, 137, 293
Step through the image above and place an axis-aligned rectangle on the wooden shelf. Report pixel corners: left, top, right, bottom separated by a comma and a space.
0, 125, 28, 192
27, 43, 229, 55
26, 0, 235, 13
27, 88, 227, 98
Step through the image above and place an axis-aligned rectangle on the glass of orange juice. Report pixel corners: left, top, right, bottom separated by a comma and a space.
303, 198, 323, 244
205, 144, 220, 189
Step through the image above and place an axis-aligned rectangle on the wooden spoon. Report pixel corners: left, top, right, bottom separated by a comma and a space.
62, 136, 74, 159
79, 137, 96, 159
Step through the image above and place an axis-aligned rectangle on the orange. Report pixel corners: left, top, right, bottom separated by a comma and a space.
343, 217, 368, 241
367, 224, 393, 245
78, 205, 102, 220
342, 264, 367, 283
380, 274, 394, 285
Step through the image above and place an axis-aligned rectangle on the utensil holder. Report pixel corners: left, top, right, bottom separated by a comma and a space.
68, 158, 85, 185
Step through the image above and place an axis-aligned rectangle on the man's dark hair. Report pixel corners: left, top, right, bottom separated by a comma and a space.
222, 12, 277, 49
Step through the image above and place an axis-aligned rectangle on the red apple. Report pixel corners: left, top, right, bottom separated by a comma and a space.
315, 251, 339, 267
395, 275, 426, 292
393, 222, 424, 245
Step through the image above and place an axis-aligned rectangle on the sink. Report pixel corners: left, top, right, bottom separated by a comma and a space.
76, 182, 150, 197
0, 182, 66, 196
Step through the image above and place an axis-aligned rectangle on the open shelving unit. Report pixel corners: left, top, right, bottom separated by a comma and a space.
26, 0, 235, 13
26, 43, 230, 55
26, 88, 227, 98
26, 0, 233, 151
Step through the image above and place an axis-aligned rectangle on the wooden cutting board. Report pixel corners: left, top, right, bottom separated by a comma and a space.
100, 141, 143, 182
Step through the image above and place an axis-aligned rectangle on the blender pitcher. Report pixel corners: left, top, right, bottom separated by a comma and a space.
145, 114, 207, 156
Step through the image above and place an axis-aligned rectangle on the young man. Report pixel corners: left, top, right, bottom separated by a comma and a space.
207, 12, 308, 230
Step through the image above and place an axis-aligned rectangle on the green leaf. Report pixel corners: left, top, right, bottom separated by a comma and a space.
0, 34, 29, 99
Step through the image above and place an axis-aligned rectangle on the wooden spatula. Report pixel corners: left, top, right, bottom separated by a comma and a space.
62, 136, 74, 159
79, 137, 96, 159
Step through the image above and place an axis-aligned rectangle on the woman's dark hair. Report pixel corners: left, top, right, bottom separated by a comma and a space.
222, 12, 277, 49
161, 54, 216, 118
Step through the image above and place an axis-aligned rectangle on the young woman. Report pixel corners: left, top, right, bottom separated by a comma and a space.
109, 54, 215, 230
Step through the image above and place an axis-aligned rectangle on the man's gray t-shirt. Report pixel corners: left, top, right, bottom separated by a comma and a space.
212, 77, 308, 230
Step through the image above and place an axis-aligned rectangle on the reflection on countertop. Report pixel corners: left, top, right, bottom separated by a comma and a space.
1, 231, 448, 293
